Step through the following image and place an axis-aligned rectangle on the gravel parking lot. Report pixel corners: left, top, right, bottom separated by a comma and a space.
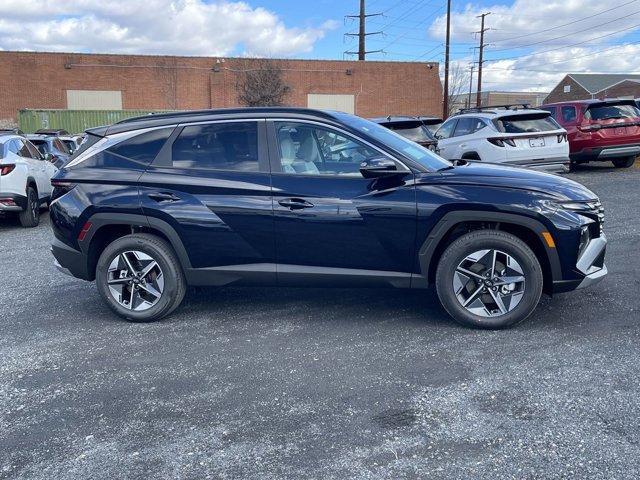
1, 163, 639, 480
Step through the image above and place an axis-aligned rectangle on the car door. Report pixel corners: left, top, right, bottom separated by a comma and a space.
138, 119, 276, 283
434, 118, 458, 159
25, 140, 56, 196
15, 139, 48, 199
267, 120, 417, 287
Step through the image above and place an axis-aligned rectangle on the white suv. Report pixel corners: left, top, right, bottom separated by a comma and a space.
434, 105, 570, 172
0, 134, 58, 227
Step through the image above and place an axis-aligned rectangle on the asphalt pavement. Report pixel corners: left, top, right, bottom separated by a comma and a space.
1, 162, 639, 479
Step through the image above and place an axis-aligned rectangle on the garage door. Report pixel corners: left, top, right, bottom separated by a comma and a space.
67, 90, 123, 110
307, 94, 355, 114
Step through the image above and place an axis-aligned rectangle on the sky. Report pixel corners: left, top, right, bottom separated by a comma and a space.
2, 0, 640, 93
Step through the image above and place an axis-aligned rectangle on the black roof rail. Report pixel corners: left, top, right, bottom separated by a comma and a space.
457, 103, 532, 114
115, 107, 338, 125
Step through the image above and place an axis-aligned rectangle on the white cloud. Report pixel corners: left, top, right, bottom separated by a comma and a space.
428, 0, 640, 92
0, 0, 336, 57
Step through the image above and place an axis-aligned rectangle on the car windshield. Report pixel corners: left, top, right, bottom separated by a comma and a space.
494, 113, 561, 133
386, 123, 434, 143
585, 103, 640, 121
334, 112, 451, 171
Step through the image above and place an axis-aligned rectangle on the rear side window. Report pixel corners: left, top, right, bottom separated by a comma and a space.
171, 122, 259, 171
87, 128, 173, 168
453, 117, 485, 137
584, 103, 640, 121
494, 114, 561, 133
561, 106, 577, 123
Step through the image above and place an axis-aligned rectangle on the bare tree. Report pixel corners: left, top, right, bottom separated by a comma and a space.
236, 60, 291, 107
445, 63, 471, 117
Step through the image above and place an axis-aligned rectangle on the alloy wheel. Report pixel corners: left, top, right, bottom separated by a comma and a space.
453, 249, 526, 317
107, 250, 164, 311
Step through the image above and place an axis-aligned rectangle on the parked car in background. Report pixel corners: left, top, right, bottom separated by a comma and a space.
417, 116, 443, 135
0, 128, 24, 135
434, 104, 569, 173
0, 133, 57, 227
540, 99, 640, 168
35, 128, 70, 135
25, 134, 71, 168
58, 135, 84, 154
49, 107, 606, 329
370, 116, 438, 151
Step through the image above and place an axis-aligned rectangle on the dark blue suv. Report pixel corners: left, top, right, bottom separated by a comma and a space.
49, 108, 607, 328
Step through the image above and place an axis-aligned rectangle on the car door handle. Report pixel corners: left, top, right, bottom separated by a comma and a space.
148, 192, 181, 203
278, 198, 314, 210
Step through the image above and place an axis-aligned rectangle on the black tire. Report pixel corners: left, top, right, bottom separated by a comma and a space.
96, 233, 186, 322
435, 230, 543, 329
612, 156, 636, 168
18, 186, 40, 228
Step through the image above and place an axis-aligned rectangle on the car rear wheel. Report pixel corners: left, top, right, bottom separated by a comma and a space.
435, 230, 543, 329
18, 187, 40, 228
612, 156, 636, 168
96, 233, 186, 322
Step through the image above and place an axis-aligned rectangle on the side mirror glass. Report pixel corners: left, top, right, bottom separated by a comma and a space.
359, 157, 399, 178
44, 153, 54, 162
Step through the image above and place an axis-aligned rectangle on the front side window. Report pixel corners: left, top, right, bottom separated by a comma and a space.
274, 122, 383, 176
53, 138, 69, 154
30, 140, 49, 156
172, 122, 259, 171
435, 119, 457, 139
25, 141, 43, 159
17, 140, 32, 158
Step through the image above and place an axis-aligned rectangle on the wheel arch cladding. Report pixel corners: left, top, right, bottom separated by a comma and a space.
80, 213, 192, 282
420, 211, 560, 294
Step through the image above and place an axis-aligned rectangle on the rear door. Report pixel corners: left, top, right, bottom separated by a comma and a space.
139, 119, 276, 283
267, 120, 417, 286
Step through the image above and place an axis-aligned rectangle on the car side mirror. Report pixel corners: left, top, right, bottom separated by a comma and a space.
359, 157, 399, 178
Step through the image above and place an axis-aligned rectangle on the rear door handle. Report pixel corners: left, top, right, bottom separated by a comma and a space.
148, 192, 181, 203
278, 198, 314, 210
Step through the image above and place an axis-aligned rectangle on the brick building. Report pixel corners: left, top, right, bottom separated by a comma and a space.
544, 73, 640, 104
0, 51, 442, 125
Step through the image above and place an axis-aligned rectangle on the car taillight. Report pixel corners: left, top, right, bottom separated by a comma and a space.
488, 138, 516, 147
0, 164, 16, 175
0, 198, 17, 207
557, 133, 568, 143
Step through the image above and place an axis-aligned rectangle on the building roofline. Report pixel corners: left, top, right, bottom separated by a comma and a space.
565, 74, 593, 93
0, 49, 439, 66
593, 78, 640, 93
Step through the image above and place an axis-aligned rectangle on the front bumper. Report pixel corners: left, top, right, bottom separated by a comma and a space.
504, 157, 570, 173
553, 234, 607, 293
571, 144, 640, 162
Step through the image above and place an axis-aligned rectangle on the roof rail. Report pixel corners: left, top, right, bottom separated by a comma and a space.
457, 103, 532, 114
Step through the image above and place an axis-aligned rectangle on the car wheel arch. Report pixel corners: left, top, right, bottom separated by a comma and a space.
79, 213, 192, 281
461, 152, 481, 161
419, 211, 560, 294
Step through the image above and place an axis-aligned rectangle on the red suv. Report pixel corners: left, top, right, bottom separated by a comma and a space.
540, 99, 640, 168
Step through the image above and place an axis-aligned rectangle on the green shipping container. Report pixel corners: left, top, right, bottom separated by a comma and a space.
18, 109, 175, 134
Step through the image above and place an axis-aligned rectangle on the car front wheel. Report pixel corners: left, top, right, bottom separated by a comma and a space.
435, 230, 543, 329
96, 233, 186, 322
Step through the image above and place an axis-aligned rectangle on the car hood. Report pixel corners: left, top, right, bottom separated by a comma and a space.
425, 162, 597, 201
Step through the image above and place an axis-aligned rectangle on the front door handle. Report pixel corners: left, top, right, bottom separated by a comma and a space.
148, 192, 181, 203
278, 198, 314, 210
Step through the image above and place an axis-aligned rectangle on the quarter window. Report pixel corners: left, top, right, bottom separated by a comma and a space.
172, 122, 259, 171
274, 122, 383, 176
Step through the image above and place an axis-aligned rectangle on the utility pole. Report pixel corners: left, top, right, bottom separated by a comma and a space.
475, 12, 490, 107
467, 64, 475, 108
344, 0, 383, 60
442, 0, 451, 118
